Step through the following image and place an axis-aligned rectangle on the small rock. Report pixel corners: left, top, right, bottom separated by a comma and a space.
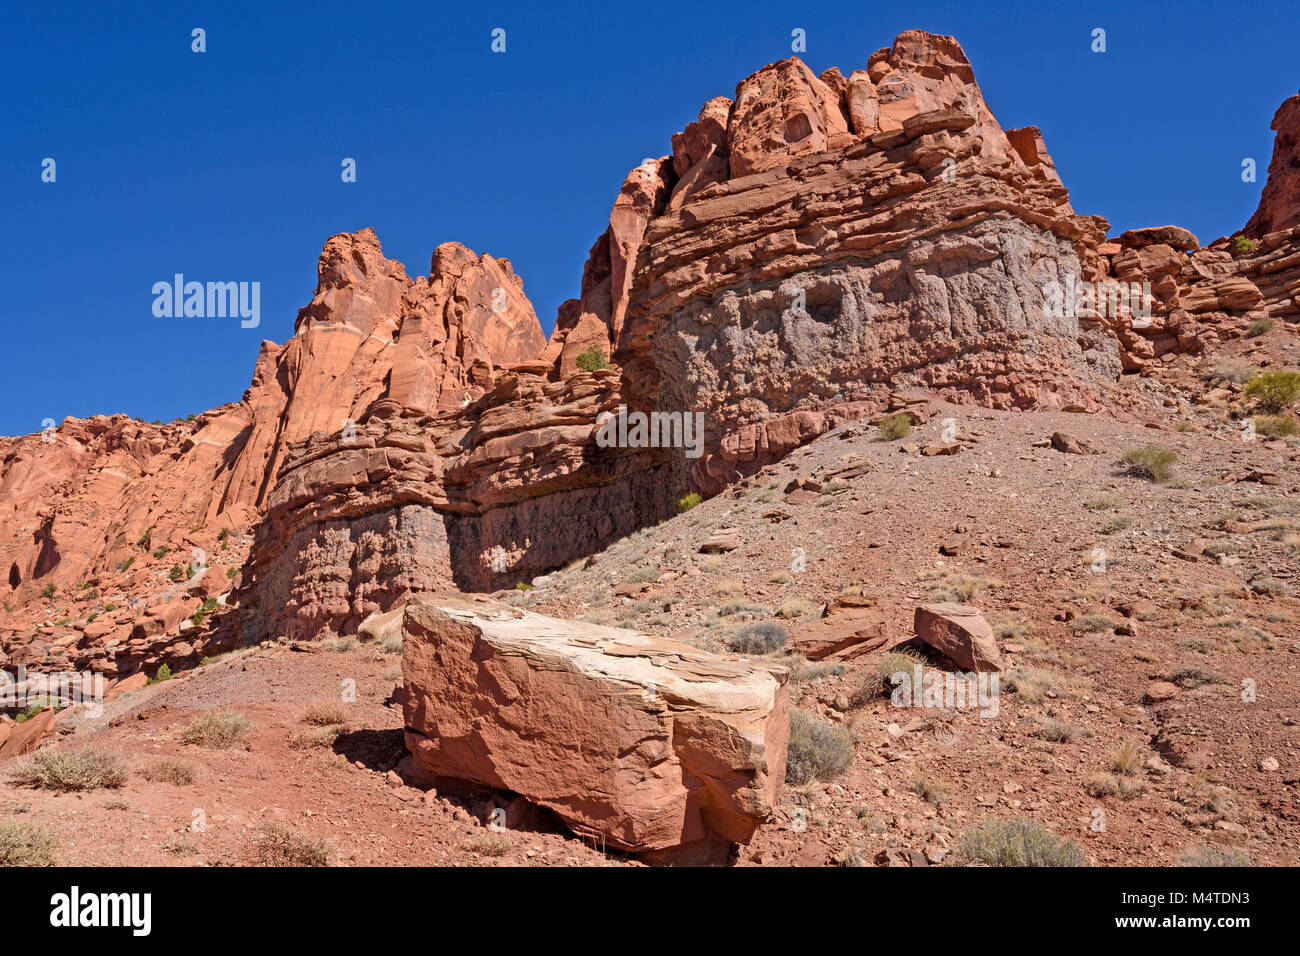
1144, 681, 1178, 703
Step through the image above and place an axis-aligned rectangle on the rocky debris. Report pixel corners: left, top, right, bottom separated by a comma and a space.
400, 594, 789, 861
1246, 90, 1300, 237
912, 604, 1002, 672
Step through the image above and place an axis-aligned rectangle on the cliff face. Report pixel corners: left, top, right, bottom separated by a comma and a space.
5, 30, 1299, 664
1246, 90, 1300, 238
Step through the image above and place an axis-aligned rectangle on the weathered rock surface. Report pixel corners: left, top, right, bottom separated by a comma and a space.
400, 594, 789, 860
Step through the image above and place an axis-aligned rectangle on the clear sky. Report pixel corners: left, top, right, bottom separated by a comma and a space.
3, 0, 1297, 435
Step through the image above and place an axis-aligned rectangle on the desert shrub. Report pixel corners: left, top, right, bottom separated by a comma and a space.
1086, 773, 1120, 798
1232, 235, 1259, 254
727, 622, 789, 655
1244, 370, 1300, 412
908, 766, 952, 805
878, 413, 911, 441
678, 492, 702, 512
252, 822, 330, 866
9, 747, 128, 791
378, 634, 403, 655
302, 701, 347, 726
1003, 666, 1069, 703
139, 757, 195, 785
39, 583, 57, 600
321, 637, 356, 653
786, 708, 854, 784
958, 817, 1085, 867
1084, 493, 1125, 511
1098, 515, 1132, 534
716, 601, 769, 618
288, 726, 345, 750
574, 346, 609, 373
1250, 575, 1292, 596
464, 833, 513, 857
1109, 740, 1143, 775
181, 711, 251, 749
1213, 358, 1255, 384
789, 659, 847, 683
856, 647, 928, 703
1037, 717, 1087, 743
1166, 665, 1227, 688
776, 598, 816, 619
624, 566, 661, 584
0, 822, 60, 866
1245, 317, 1274, 337
1253, 415, 1299, 438
1178, 844, 1251, 867
1070, 614, 1115, 633
1120, 445, 1177, 482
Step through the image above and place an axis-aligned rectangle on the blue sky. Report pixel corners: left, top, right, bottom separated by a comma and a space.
3, 0, 1297, 435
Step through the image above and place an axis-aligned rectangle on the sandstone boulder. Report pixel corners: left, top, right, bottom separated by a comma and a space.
400, 594, 788, 861
913, 604, 1002, 672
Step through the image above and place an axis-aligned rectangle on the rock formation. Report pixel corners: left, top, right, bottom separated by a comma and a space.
9, 30, 1300, 659
1246, 91, 1300, 237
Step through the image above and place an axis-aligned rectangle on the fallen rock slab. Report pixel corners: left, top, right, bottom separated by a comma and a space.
913, 603, 1002, 672
0, 708, 58, 763
790, 608, 894, 661
1049, 432, 1097, 455
698, 529, 741, 553
401, 594, 788, 862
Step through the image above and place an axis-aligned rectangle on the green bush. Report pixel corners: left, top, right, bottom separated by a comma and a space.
1245, 318, 1274, 337
147, 663, 173, 685
1120, 445, 1177, 482
678, 492, 702, 512
786, 708, 854, 784
575, 346, 609, 373
1245, 370, 1300, 412
958, 817, 1085, 867
878, 413, 912, 441
39, 583, 57, 600
1232, 235, 1259, 255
